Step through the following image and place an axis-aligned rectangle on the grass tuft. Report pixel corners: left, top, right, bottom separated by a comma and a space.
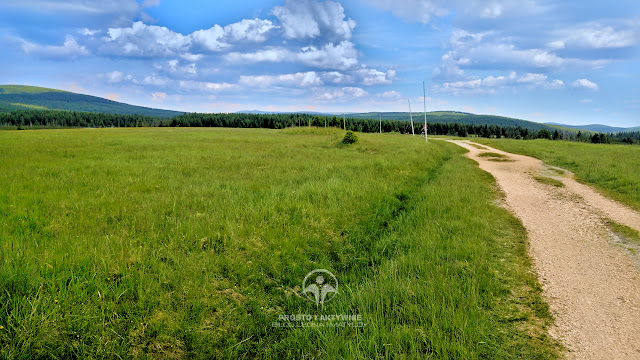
533, 176, 565, 188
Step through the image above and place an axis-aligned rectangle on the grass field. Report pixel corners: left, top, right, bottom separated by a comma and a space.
473, 139, 640, 210
0, 128, 559, 359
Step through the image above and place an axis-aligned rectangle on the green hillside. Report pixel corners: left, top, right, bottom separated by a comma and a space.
0, 85, 182, 118
347, 111, 573, 133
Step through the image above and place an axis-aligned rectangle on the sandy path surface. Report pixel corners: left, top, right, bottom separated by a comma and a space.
446, 140, 640, 359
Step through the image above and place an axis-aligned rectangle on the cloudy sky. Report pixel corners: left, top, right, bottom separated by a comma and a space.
1, 0, 639, 126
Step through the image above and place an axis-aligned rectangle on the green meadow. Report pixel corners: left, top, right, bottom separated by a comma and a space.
474, 138, 640, 210
0, 128, 559, 359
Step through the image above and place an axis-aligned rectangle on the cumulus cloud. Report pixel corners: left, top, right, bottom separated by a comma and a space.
552, 21, 640, 50
190, 19, 277, 52
99, 18, 276, 58
223, 18, 277, 43
571, 78, 599, 91
190, 25, 228, 52
437, 71, 564, 94
225, 47, 291, 63
226, 41, 359, 71
317, 86, 368, 100
272, 0, 356, 41
153, 59, 198, 77
380, 90, 402, 99
179, 80, 236, 92
239, 72, 323, 88
102, 21, 190, 57
356, 67, 395, 85
433, 28, 611, 84
297, 41, 358, 70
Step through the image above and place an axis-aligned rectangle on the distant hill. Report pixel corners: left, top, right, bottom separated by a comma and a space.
545, 122, 629, 133
347, 111, 569, 133
0, 85, 183, 118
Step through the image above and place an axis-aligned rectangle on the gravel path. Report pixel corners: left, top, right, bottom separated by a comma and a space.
447, 140, 640, 359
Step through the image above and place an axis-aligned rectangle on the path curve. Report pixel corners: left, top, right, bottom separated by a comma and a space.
447, 140, 640, 359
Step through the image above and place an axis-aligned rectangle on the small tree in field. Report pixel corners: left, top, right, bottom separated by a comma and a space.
342, 131, 358, 144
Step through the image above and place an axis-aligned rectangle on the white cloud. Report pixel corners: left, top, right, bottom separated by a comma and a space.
106, 70, 125, 83
179, 80, 236, 92
297, 41, 358, 70
517, 72, 547, 84
79, 28, 100, 36
179, 53, 203, 62
545, 79, 564, 90
103, 21, 190, 57
272, 0, 356, 41
317, 86, 367, 101
153, 59, 197, 77
223, 18, 277, 43
239, 72, 323, 88
571, 78, 599, 91
435, 29, 612, 79
322, 71, 350, 84
380, 91, 402, 99
553, 22, 640, 50
190, 25, 228, 52
356, 68, 395, 85
226, 41, 358, 71
437, 71, 565, 94
137, 73, 169, 86
102, 18, 276, 57
226, 47, 291, 63
19, 35, 89, 59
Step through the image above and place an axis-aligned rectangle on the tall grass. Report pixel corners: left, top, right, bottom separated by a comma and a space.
474, 139, 640, 210
0, 128, 559, 358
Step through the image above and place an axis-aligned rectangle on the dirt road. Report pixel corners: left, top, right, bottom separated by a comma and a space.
447, 140, 640, 359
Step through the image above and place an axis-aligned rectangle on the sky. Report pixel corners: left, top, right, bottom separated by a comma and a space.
1, 0, 639, 127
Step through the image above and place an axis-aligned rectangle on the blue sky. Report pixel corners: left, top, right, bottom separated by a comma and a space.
1, 0, 639, 126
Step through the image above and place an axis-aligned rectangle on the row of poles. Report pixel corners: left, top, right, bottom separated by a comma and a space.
338, 81, 429, 142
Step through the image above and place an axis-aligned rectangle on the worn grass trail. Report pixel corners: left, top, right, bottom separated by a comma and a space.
0, 128, 558, 359
449, 139, 640, 359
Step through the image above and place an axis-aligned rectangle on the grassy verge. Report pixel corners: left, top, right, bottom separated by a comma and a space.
474, 139, 640, 210
0, 128, 559, 358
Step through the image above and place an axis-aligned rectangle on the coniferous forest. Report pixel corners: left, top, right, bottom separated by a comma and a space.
1, 109, 638, 144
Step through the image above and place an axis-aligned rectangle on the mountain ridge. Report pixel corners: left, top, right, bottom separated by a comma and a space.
0, 85, 183, 118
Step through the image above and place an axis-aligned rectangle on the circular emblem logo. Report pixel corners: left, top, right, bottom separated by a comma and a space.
301, 269, 339, 306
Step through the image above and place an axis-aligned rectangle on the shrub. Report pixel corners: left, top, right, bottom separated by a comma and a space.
342, 131, 358, 144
